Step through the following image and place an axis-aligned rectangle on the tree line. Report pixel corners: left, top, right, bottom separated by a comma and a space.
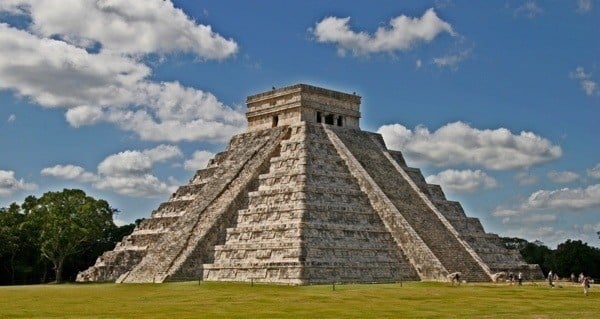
501, 237, 600, 279
0, 189, 134, 285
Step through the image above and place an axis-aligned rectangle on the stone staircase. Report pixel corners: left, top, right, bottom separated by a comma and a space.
330, 127, 492, 282
114, 126, 290, 283
203, 123, 418, 284
76, 163, 223, 282
385, 152, 542, 280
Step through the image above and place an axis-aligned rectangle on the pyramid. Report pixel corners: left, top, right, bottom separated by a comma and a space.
77, 84, 542, 284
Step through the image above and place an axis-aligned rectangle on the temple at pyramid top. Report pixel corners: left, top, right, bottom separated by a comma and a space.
246, 84, 361, 131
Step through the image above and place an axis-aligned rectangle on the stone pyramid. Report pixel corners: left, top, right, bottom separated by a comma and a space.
77, 84, 541, 284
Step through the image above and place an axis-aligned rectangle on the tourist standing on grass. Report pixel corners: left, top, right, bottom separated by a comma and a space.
548, 270, 554, 287
517, 272, 523, 286
583, 276, 590, 296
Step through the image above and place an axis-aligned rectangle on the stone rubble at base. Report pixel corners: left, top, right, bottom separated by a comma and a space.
77, 84, 543, 284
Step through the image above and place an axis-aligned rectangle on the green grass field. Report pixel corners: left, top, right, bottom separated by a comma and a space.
0, 281, 596, 318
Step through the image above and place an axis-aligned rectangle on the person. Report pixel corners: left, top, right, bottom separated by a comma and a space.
548, 270, 554, 287
571, 273, 576, 283
517, 272, 523, 286
508, 272, 514, 285
583, 276, 590, 296
453, 272, 461, 286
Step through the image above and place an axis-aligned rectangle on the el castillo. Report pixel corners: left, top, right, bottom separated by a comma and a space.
77, 84, 542, 284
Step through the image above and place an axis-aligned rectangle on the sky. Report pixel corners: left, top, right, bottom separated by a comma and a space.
0, 0, 598, 248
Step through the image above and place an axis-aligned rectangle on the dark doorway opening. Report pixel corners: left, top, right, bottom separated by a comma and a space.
325, 114, 334, 125
272, 115, 279, 127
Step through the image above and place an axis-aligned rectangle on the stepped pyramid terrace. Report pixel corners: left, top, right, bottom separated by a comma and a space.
77, 84, 542, 284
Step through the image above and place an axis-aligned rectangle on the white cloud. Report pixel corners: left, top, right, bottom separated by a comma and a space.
416, 59, 422, 69
0, 169, 37, 196
94, 145, 181, 196
312, 8, 455, 56
377, 121, 562, 170
514, 1, 543, 18
492, 184, 600, 228
41, 164, 98, 182
0, 3, 245, 143
426, 169, 497, 193
432, 49, 470, 69
105, 82, 246, 142
547, 170, 579, 183
42, 145, 181, 197
514, 171, 539, 185
570, 66, 599, 96
93, 174, 173, 198
97, 151, 153, 177
577, 0, 593, 13
522, 184, 600, 211
2, 0, 237, 58
587, 163, 600, 179
184, 150, 215, 171
65, 105, 103, 127
141, 144, 182, 163
7, 114, 16, 122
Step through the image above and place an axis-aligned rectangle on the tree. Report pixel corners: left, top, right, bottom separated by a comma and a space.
22, 189, 115, 283
0, 203, 24, 284
553, 240, 600, 278
518, 240, 555, 275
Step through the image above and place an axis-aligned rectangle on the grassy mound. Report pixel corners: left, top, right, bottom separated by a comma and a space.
0, 281, 596, 318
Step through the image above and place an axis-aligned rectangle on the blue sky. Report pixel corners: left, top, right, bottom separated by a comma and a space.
0, 0, 598, 248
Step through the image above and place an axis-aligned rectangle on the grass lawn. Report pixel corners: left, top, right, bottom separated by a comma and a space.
0, 281, 596, 318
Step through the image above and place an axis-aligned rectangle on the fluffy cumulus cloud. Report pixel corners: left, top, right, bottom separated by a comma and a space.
184, 150, 215, 171
587, 163, 600, 179
0, 169, 37, 196
41, 145, 182, 197
522, 184, 600, 211
570, 67, 599, 96
312, 8, 455, 56
426, 169, 497, 193
547, 170, 579, 183
41, 164, 98, 182
0, 1, 245, 143
2, 0, 237, 58
377, 121, 562, 170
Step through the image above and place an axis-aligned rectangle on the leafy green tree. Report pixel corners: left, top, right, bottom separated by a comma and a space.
0, 203, 24, 284
553, 240, 600, 278
22, 189, 115, 283
518, 240, 555, 275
